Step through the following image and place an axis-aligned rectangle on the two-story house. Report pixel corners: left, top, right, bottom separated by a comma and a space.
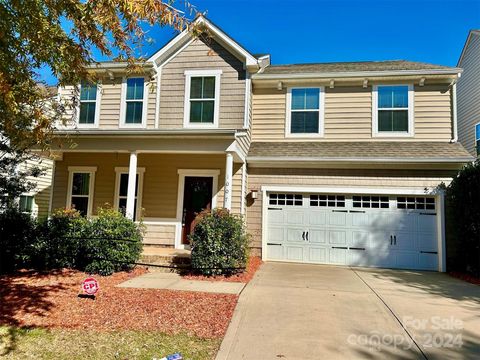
457, 29, 480, 157
50, 15, 473, 272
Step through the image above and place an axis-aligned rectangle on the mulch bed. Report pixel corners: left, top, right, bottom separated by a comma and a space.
0, 268, 237, 339
449, 271, 480, 285
182, 256, 262, 283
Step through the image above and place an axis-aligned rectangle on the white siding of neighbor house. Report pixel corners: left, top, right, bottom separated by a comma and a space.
457, 31, 480, 156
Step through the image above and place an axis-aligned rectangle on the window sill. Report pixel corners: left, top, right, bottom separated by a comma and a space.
373, 132, 414, 138
285, 133, 324, 139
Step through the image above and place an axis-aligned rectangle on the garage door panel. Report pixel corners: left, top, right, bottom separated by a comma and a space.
392, 212, 415, 231
286, 228, 305, 243
308, 247, 327, 262
369, 213, 392, 229
351, 213, 369, 227
394, 231, 416, 251
348, 249, 369, 266
329, 248, 347, 264
285, 210, 304, 224
309, 229, 327, 244
267, 244, 284, 260
370, 231, 391, 252
418, 233, 437, 252
268, 227, 284, 243
350, 231, 369, 248
417, 214, 436, 233
419, 252, 438, 270
285, 246, 304, 261
372, 251, 397, 268
396, 251, 419, 269
308, 210, 327, 225
268, 210, 284, 224
329, 230, 347, 245
328, 212, 348, 226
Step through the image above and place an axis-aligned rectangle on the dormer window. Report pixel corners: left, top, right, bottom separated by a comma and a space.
79, 81, 99, 127
286, 87, 324, 137
373, 85, 414, 137
120, 77, 147, 127
184, 70, 221, 127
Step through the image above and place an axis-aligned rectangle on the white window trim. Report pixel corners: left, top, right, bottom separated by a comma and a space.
66, 166, 97, 217
372, 84, 415, 138
285, 87, 325, 138
175, 169, 220, 249
119, 77, 149, 128
474, 122, 480, 156
114, 167, 146, 221
76, 82, 102, 129
183, 69, 222, 128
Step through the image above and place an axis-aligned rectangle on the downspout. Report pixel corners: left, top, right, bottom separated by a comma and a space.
450, 76, 460, 143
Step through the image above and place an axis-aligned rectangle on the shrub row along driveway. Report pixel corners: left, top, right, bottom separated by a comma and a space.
0, 268, 237, 339
217, 263, 480, 360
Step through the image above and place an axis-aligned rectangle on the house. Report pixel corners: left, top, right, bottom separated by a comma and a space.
457, 29, 480, 157
50, 15, 473, 272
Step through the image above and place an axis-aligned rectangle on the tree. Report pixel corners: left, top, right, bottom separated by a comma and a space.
0, 0, 197, 206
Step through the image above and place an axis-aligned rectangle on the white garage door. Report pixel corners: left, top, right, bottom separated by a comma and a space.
266, 193, 438, 271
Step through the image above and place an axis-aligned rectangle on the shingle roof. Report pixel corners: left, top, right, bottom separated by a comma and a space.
261, 60, 457, 75
248, 142, 473, 162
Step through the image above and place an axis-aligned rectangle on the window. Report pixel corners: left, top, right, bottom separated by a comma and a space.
353, 196, 390, 209
19, 195, 34, 213
269, 193, 303, 206
79, 81, 98, 126
310, 194, 345, 208
114, 167, 145, 221
184, 70, 221, 127
475, 123, 480, 156
121, 77, 146, 126
397, 197, 435, 210
287, 88, 324, 136
373, 85, 413, 136
67, 167, 96, 216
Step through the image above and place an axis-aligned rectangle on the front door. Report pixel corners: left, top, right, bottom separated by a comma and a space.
181, 176, 213, 245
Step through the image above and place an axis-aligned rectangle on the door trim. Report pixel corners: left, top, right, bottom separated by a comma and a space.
260, 185, 444, 272
175, 169, 220, 249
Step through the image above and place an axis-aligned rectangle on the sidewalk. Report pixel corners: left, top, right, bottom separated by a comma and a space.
117, 271, 246, 295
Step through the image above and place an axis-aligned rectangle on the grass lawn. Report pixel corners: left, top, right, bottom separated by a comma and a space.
0, 326, 220, 359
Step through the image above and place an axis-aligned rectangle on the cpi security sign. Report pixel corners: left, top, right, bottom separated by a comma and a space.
82, 277, 99, 295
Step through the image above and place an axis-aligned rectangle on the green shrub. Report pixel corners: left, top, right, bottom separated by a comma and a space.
0, 206, 37, 273
82, 207, 144, 276
33, 208, 87, 270
446, 160, 480, 276
190, 208, 250, 276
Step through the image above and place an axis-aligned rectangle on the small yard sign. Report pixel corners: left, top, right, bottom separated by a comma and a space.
82, 277, 99, 295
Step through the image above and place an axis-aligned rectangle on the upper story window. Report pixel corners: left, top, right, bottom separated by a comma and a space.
373, 85, 414, 137
286, 87, 324, 137
475, 123, 480, 156
121, 77, 147, 127
78, 81, 99, 127
184, 70, 221, 127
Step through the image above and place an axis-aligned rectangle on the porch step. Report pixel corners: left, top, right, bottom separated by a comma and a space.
139, 247, 191, 272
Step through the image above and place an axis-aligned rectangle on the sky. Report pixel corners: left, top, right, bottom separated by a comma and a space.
39, 0, 480, 85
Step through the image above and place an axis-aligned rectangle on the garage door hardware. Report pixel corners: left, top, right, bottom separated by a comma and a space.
349, 247, 366, 250
302, 231, 309, 241
332, 246, 348, 249
390, 235, 397, 245
420, 212, 437, 216
268, 207, 282, 210
267, 243, 282, 246
332, 210, 348, 213
349, 210, 366, 213
420, 251, 438, 254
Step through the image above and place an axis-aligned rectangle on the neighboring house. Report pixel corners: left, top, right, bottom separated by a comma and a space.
50, 15, 473, 272
457, 29, 480, 157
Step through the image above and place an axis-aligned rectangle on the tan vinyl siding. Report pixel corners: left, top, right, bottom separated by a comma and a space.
251, 84, 453, 141
99, 79, 121, 128
159, 38, 246, 129
22, 158, 53, 220
245, 167, 457, 251
143, 223, 176, 245
458, 32, 480, 156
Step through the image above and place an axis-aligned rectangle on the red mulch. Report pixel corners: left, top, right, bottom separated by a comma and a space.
449, 271, 480, 285
182, 256, 263, 283
0, 268, 237, 339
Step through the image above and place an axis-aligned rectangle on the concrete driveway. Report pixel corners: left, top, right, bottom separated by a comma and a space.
216, 263, 480, 360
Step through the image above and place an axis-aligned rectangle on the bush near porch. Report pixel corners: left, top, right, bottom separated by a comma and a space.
0, 206, 143, 275
446, 160, 480, 276
190, 208, 250, 276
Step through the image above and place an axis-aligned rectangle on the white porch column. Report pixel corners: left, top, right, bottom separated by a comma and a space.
224, 152, 233, 210
126, 151, 138, 220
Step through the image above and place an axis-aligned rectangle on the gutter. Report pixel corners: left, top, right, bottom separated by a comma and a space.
251, 68, 463, 80
54, 128, 238, 138
247, 156, 474, 164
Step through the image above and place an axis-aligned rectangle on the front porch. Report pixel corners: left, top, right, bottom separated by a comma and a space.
50, 151, 246, 249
